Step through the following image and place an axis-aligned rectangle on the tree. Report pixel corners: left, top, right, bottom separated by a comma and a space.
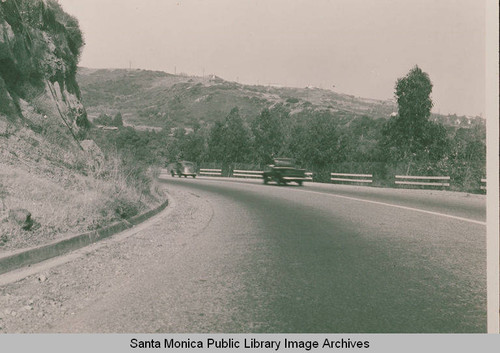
94, 113, 112, 126
379, 65, 447, 166
338, 115, 383, 162
302, 112, 340, 168
396, 65, 433, 128
289, 110, 340, 181
180, 130, 206, 163
251, 107, 288, 164
207, 107, 251, 164
207, 120, 225, 162
112, 112, 124, 127
446, 125, 486, 189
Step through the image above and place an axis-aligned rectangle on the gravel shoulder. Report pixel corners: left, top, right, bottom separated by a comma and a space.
0, 186, 212, 333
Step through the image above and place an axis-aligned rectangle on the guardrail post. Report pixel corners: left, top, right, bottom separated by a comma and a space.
480, 178, 486, 192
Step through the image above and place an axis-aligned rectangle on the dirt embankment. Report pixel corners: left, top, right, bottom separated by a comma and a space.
0, 187, 210, 333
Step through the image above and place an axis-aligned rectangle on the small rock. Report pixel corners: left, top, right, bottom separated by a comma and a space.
8, 208, 34, 230
38, 275, 47, 282
37, 312, 44, 318
23, 306, 32, 311
10, 311, 17, 317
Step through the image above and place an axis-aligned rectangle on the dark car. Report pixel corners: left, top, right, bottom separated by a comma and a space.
167, 161, 197, 178
262, 158, 308, 186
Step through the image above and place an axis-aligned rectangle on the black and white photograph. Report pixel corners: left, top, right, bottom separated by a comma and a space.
0, 0, 498, 348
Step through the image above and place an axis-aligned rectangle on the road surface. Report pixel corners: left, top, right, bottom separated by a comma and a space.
0, 176, 486, 333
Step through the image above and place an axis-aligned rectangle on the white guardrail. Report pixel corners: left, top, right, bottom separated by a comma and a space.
165, 168, 486, 191
395, 175, 450, 187
232, 170, 263, 178
232, 170, 314, 180
199, 168, 222, 176
331, 173, 373, 184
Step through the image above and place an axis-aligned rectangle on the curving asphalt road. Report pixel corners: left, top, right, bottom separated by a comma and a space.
153, 175, 486, 332
0, 175, 486, 333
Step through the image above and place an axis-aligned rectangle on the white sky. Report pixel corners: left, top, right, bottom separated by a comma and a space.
57, 0, 486, 116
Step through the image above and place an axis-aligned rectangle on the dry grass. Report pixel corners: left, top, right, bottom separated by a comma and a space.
0, 127, 164, 252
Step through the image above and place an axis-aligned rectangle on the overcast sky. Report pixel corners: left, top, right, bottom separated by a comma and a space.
57, 0, 486, 117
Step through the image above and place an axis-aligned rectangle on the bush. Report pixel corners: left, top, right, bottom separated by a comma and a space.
93, 113, 112, 126
107, 197, 139, 219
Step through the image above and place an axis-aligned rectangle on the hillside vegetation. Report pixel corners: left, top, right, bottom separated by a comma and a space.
77, 67, 483, 131
77, 67, 485, 193
0, 0, 163, 251
77, 68, 399, 128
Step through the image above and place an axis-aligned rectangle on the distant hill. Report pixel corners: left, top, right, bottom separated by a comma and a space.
76, 68, 484, 130
76, 68, 398, 128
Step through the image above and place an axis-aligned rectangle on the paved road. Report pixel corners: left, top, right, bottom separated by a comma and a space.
155, 176, 486, 333
0, 177, 486, 333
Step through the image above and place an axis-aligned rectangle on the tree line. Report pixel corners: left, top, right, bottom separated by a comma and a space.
92, 66, 485, 192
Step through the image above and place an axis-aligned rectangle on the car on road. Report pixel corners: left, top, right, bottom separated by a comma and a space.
167, 161, 197, 178
262, 158, 308, 186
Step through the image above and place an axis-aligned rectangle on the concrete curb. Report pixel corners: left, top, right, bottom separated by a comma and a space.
0, 199, 169, 275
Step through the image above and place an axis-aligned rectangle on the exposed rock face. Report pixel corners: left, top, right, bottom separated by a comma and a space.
0, 0, 89, 134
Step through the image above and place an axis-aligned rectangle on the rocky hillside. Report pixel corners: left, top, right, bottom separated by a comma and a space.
0, 0, 88, 133
0, 0, 162, 252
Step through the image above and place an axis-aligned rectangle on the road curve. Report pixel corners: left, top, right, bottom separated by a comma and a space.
0, 176, 486, 333
154, 176, 486, 332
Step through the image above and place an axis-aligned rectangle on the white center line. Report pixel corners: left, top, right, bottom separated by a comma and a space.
294, 188, 486, 226
163, 176, 485, 226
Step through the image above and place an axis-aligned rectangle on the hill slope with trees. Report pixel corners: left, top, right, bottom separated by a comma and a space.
77, 67, 399, 128
78, 66, 485, 193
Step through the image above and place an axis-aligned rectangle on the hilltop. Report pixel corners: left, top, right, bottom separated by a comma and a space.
77, 67, 484, 130
76, 68, 398, 128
